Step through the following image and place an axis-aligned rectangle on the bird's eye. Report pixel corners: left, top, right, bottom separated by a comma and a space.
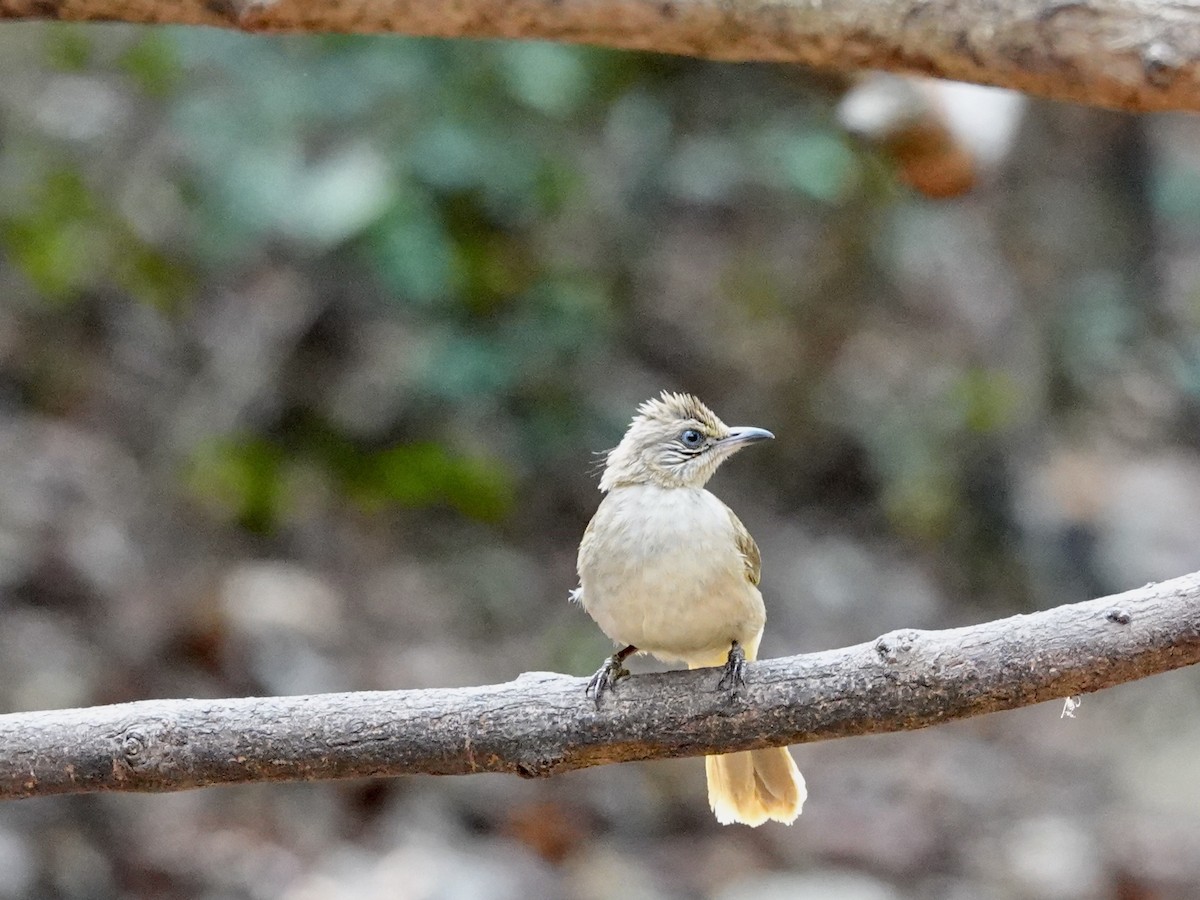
680, 428, 704, 449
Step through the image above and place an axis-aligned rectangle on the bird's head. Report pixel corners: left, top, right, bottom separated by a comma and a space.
599, 392, 773, 491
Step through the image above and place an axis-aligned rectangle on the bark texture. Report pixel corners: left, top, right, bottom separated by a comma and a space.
2, 571, 1199, 800
0, 0, 1198, 111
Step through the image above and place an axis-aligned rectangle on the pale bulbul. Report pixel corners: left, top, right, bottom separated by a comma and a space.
573, 392, 805, 826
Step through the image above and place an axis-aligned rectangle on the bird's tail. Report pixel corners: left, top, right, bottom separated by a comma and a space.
704, 746, 805, 826
688, 649, 806, 826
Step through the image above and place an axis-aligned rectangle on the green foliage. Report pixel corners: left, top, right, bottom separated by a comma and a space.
0, 26, 942, 546
1, 18, 1189, 634
187, 427, 515, 532
0, 167, 192, 309
355, 443, 514, 521
43, 26, 93, 72
117, 33, 182, 96
366, 194, 463, 306
0, 26, 883, 538
1153, 160, 1200, 231
499, 42, 594, 117
187, 437, 285, 534
1, 169, 101, 300
831, 365, 1021, 543
952, 368, 1018, 435
144, 33, 647, 526
757, 125, 860, 202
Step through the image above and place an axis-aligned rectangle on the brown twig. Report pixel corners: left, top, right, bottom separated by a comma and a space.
1, 0, 1198, 111
2, 571, 1199, 800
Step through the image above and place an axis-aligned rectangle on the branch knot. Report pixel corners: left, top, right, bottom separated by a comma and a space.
875, 629, 923, 664
121, 730, 148, 763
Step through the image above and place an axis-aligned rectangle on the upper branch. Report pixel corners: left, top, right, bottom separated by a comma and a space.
2, 571, 1199, 800
1, 0, 1198, 111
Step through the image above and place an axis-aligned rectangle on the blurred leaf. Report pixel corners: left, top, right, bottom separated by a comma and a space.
1152, 162, 1200, 230
115, 245, 193, 312
758, 126, 859, 202
720, 255, 783, 318
364, 443, 515, 521
500, 42, 592, 117
425, 330, 520, 399
190, 424, 515, 529
502, 276, 610, 359
3, 218, 94, 300
186, 438, 285, 533
1060, 272, 1135, 383
666, 135, 743, 203
951, 369, 1018, 434
1, 167, 195, 307
1169, 342, 1200, 399
532, 157, 581, 217
296, 422, 515, 521
409, 124, 546, 221
884, 467, 957, 541
43, 26, 93, 72
457, 231, 535, 309
118, 34, 182, 97
366, 198, 464, 305
605, 89, 673, 165
0, 170, 104, 301
409, 123, 492, 193
276, 144, 396, 247
36, 167, 98, 219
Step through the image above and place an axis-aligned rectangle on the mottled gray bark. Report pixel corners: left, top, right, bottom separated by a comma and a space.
0, 0, 1197, 112
2, 571, 1198, 800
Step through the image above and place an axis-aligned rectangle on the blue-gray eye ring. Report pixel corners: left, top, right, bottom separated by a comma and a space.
681, 429, 704, 448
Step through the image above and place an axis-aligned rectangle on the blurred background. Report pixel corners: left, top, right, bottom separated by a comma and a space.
1, 22, 1200, 900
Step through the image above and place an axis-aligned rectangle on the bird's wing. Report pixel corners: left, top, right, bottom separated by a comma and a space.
726, 506, 762, 586
571, 514, 598, 603
577, 515, 596, 566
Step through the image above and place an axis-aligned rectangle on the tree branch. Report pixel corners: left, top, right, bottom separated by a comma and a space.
2, 0, 1199, 112
2, 571, 1199, 800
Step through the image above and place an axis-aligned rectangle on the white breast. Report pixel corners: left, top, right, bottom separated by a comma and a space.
577, 485, 766, 665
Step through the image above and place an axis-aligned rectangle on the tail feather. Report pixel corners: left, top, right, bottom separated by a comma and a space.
688, 647, 806, 826
706, 748, 805, 826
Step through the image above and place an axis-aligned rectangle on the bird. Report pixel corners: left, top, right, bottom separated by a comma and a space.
572, 391, 805, 826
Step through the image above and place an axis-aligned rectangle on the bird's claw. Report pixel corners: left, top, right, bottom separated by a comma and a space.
586, 654, 631, 707
717, 641, 747, 692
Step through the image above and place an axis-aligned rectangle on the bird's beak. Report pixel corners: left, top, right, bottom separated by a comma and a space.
719, 426, 775, 448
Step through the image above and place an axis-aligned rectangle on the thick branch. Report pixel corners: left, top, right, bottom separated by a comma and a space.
2, 572, 1199, 800
2, 0, 1199, 112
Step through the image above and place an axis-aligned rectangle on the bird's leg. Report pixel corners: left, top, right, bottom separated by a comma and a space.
717, 640, 747, 691
586, 645, 637, 707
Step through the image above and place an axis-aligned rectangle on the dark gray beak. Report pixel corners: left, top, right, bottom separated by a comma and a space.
719, 426, 775, 448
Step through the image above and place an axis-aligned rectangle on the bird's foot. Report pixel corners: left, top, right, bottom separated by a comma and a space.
717, 641, 747, 692
585, 646, 636, 707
